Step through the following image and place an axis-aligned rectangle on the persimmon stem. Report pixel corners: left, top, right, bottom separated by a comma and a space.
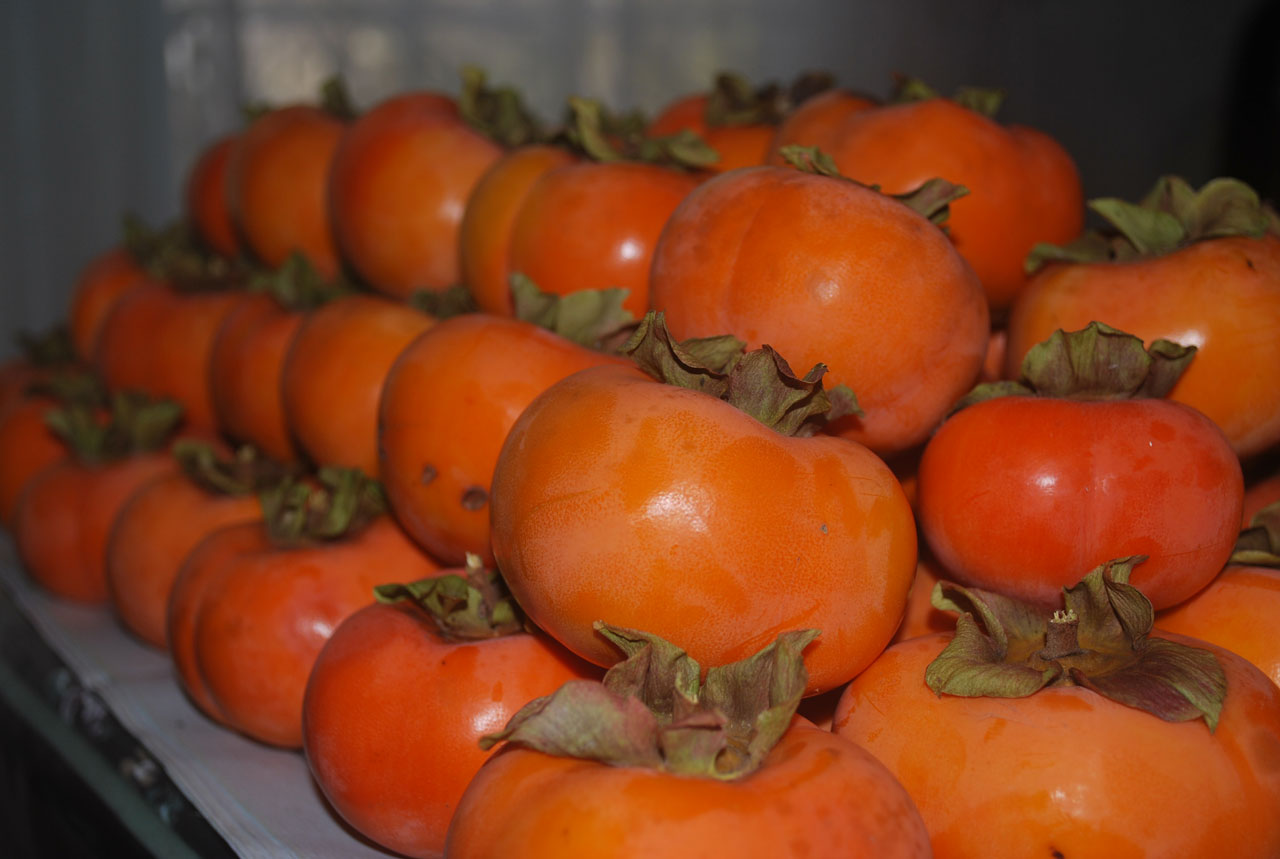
1039, 609, 1081, 660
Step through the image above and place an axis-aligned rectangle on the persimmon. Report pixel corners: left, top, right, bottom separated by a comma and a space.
0, 327, 79, 418
918, 324, 1243, 610
379, 285, 629, 564
833, 560, 1280, 857
104, 443, 283, 649
13, 393, 185, 603
184, 134, 240, 259
1008, 176, 1280, 457
446, 627, 931, 858
649, 149, 988, 454
766, 87, 877, 159
891, 555, 950, 644
67, 245, 147, 362
172, 470, 439, 746
329, 78, 518, 298
281, 292, 433, 476
227, 83, 350, 279
0, 397, 66, 527
303, 558, 597, 858
822, 80, 1084, 309
489, 315, 916, 694
459, 145, 578, 315
1156, 503, 1280, 687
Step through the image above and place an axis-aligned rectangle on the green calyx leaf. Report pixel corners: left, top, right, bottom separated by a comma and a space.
408, 284, 478, 320
891, 76, 1005, 118
565, 97, 718, 170
45, 391, 183, 465
318, 76, 357, 121
1026, 175, 1279, 273
23, 370, 107, 407
778, 146, 967, 227
121, 214, 248, 292
374, 553, 524, 640
703, 70, 833, 127
619, 312, 859, 436
926, 557, 1227, 731
259, 467, 386, 546
509, 274, 633, 349
481, 624, 820, 780
1230, 500, 1280, 567
16, 326, 76, 367
459, 66, 544, 147
953, 321, 1195, 410
172, 441, 295, 497
248, 252, 352, 311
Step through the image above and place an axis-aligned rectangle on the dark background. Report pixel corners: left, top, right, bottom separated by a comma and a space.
1, 0, 1277, 360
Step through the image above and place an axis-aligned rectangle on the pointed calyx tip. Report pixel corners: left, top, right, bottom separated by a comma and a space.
260, 467, 386, 546
925, 557, 1227, 731
509, 274, 634, 349
45, 391, 183, 465
374, 553, 524, 640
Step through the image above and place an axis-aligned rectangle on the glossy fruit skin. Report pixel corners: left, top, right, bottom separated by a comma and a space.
209, 293, 304, 463
329, 92, 502, 298
68, 247, 147, 362
648, 93, 775, 173
833, 632, 1280, 858
825, 98, 1083, 309
490, 363, 917, 694
173, 517, 439, 747
459, 145, 578, 315
303, 600, 597, 859
445, 718, 932, 859
649, 165, 989, 455
0, 397, 66, 527
13, 452, 176, 602
917, 396, 1243, 610
379, 314, 627, 565
105, 472, 261, 649
281, 294, 433, 475
1007, 235, 1280, 458
185, 135, 241, 258
766, 89, 876, 159
94, 280, 248, 434
227, 105, 345, 278
1157, 566, 1280, 687
507, 162, 699, 316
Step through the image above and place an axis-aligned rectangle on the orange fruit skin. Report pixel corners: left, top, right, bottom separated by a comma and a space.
105, 472, 261, 649
649, 164, 989, 455
825, 97, 1084, 309
490, 364, 917, 695
0, 397, 66, 527
227, 105, 345, 278
459, 145, 578, 315
917, 396, 1243, 610
68, 247, 147, 362
379, 314, 626, 565
833, 632, 1280, 858
1157, 566, 1280, 688
184, 517, 439, 748
185, 135, 241, 259
280, 294, 433, 476
507, 162, 699, 317
445, 719, 933, 859
14, 453, 176, 603
1007, 235, 1280, 458
767, 89, 877, 159
209, 293, 304, 463
329, 92, 502, 298
303, 601, 597, 859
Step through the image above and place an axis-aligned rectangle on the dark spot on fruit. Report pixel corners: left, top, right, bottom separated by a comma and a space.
461, 486, 488, 510
1246, 257, 1255, 270
1051, 850, 1065, 859
420, 465, 437, 485
820, 523, 828, 534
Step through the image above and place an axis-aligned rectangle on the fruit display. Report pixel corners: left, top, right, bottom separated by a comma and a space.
2, 64, 1279, 858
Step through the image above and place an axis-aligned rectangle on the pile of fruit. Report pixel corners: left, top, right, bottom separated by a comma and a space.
2, 68, 1279, 857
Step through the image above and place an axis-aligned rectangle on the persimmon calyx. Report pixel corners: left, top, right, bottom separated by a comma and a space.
172, 441, 295, 497
481, 624, 819, 780
620, 311, 862, 436
259, 467, 386, 545
565, 97, 719, 170
925, 557, 1228, 731
891, 76, 1006, 117
45, 391, 183, 465
374, 553, 524, 640
249, 252, 352, 311
408, 284, 477, 320
122, 214, 248, 293
953, 321, 1195, 411
24, 370, 107, 407
1230, 500, 1280, 567
703, 70, 834, 127
1027, 175, 1280, 273
459, 66, 544, 147
508, 274, 633, 349
778, 146, 968, 227
16, 325, 76, 367
318, 76, 357, 121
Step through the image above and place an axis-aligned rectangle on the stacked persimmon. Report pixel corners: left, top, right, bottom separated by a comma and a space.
2, 66, 1279, 859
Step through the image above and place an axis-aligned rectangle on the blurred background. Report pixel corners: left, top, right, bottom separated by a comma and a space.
1, 0, 1277, 360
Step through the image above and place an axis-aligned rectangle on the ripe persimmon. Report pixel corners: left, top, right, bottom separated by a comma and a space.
67, 246, 148, 362
184, 134, 240, 259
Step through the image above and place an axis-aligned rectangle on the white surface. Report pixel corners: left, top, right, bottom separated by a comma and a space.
0, 539, 395, 859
